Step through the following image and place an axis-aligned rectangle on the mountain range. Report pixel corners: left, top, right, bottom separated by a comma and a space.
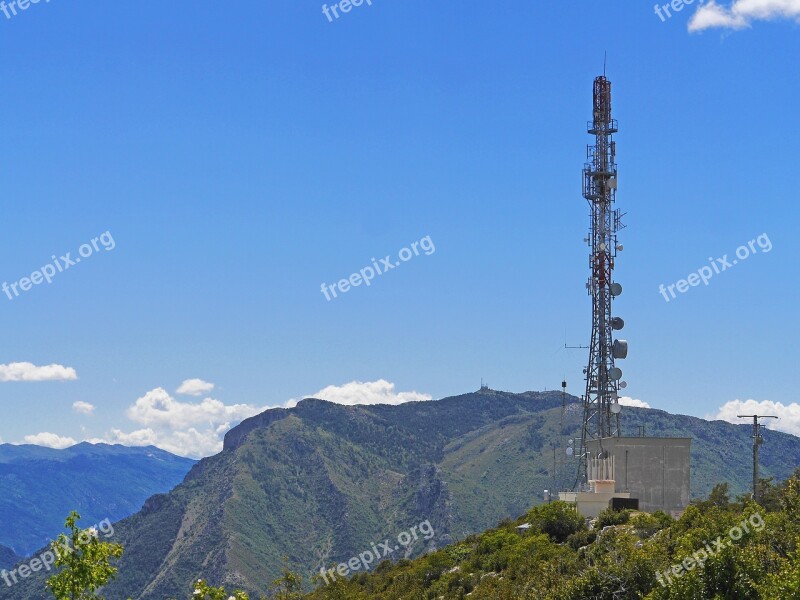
0, 546, 20, 571
0, 442, 195, 556
1, 389, 799, 599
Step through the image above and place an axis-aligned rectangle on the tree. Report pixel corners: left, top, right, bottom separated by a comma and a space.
269, 559, 303, 600
525, 501, 585, 543
756, 477, 782, 511
45, 511, 124, 600
697, 482, 731, 510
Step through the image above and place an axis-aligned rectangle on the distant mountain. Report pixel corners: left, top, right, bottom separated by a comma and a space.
0, 545, 20, 571
0, 442, 195, 556
2, 390, 799, 600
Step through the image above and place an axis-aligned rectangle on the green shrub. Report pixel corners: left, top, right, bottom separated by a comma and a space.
566, 528, 597, 550
525, 501, 585, 543
445, 542, 473, 563
596, 507, 631, 529
630, 512, 670, 538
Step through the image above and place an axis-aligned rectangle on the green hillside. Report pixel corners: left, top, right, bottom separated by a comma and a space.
299, 476, 800, 599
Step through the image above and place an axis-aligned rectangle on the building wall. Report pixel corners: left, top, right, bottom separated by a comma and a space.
586, 437, 691, 515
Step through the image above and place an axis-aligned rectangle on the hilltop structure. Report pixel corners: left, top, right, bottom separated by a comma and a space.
558, 74, 691, 518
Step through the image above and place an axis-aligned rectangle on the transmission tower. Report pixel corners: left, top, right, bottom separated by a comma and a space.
576, 75, 628, 489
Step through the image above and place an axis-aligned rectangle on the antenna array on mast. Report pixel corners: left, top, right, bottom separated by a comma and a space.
575, 74, 629, 489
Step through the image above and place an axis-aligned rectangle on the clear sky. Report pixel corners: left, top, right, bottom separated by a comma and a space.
1, 0, 798, 457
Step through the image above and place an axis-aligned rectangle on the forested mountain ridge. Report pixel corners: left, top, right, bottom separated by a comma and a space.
2, 389, 799, 599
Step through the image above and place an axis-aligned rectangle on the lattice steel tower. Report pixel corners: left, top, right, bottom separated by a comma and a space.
577, 75, 628, 488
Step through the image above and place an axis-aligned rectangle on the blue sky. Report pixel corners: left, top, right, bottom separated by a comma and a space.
0, 0, 798, 457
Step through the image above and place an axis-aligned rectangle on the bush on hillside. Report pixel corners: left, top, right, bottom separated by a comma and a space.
596, 507, 631, 529
525, 501, 586, 542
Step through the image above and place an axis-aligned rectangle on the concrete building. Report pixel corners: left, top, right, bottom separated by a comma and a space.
587, 436, 691, 516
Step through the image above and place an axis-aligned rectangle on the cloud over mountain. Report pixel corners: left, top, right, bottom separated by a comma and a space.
286, 379, 433, 408
713, 399, 800, 436
22, 432, 77, 449
98, 387, 266, 457
619, 397, 651, 409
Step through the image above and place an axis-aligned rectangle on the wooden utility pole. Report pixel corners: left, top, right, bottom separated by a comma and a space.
737, 414, 778, 503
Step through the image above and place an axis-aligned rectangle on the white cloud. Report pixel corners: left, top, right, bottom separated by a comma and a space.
37, 380, 430, 459
712, 399, 800, 437
0, 362, 77, 382
85, 387, 267, 458
126, 387, 261, 429
689, 0, 800, 32
286, 379, 433, 408
23, 432, 77, 449
72, 401, 95, 415
618, 397, 651, 409
176, 378, 215, 396
97, 427, 226, 458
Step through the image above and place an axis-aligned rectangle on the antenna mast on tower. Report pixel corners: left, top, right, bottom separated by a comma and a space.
576, 74, 629, 489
